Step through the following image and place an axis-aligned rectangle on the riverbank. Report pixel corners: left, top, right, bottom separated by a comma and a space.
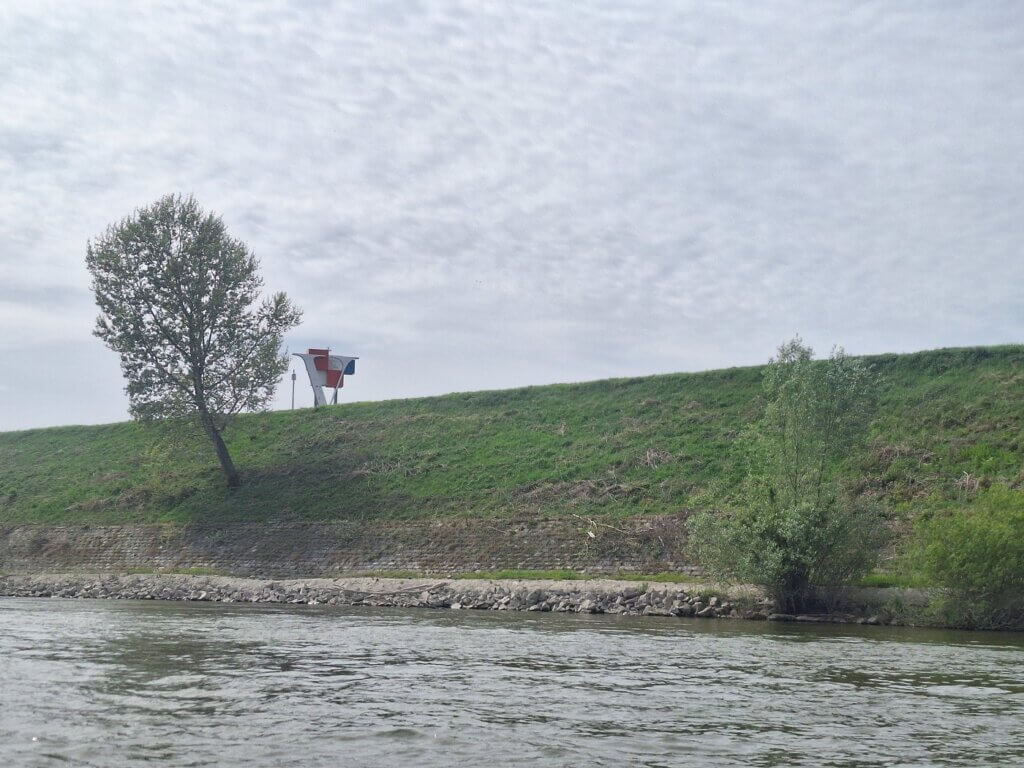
0, 572, 899, 625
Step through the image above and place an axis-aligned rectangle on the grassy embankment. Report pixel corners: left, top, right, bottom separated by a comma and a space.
1, 346, 1021, 550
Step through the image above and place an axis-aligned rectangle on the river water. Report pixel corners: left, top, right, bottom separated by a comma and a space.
1, 599, 1022, 767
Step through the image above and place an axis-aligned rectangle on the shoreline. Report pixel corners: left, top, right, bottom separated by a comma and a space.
0, 572, 889, 625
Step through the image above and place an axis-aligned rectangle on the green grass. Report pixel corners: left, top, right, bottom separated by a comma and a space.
79, 568, 703, 583
447, 569, 703, 584
1, 345, 1021, 532
614, 571, 703, 584
449, 569, 585, 581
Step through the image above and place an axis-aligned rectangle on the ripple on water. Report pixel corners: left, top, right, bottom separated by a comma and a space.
0, 598, 1022, 767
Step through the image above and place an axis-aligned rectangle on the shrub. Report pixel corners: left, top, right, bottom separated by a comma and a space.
910, 485, 1024, 630
688, 337, 887, 612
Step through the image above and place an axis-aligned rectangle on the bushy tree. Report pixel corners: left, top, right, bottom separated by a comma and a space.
688, 337, 886, 612
86, 194, 302, 487
909, 485, 1024, 630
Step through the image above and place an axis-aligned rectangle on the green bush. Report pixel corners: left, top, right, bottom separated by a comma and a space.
689, 497, 886, 612
910, 484, 1024, 630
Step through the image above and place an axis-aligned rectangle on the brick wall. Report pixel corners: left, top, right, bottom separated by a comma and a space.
0, 514, 699, 577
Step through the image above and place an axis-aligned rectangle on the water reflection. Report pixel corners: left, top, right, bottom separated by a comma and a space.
1, 598, 1022, 767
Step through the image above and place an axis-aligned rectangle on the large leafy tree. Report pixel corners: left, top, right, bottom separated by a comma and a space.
688, 337, 886, 612
87, 194, 302, 487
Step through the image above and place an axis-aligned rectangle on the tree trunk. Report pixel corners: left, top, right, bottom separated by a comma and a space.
199, 410, 240, 488
781, 571, 812, 614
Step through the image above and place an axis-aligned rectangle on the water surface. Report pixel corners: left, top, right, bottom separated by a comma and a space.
1, 599, 1022, 766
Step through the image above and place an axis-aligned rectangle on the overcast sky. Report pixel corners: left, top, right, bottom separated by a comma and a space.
1, 0, 1022, 431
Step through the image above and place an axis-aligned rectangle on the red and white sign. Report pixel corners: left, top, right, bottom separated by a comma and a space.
294, 348, 358, 406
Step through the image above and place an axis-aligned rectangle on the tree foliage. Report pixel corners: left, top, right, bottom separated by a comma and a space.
909, 485, 1024, 630
86, 194, 301, 487
688, 337, 886, 612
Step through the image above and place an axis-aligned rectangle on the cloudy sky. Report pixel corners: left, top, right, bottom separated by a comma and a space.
1, 1, 1022, 431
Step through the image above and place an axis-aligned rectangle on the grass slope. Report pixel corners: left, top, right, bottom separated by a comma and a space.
0, 345, 1021, 527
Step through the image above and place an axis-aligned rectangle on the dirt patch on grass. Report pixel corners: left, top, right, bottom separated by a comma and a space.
870, 441, 936, 465
65, 488, 153, 515
637, 448, 673, 469
515, 478, 645, 510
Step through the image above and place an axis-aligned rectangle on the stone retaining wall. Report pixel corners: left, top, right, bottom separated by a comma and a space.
0, 514, 698, 577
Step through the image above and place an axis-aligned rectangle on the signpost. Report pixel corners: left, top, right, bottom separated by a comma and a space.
293, 348, 358, 407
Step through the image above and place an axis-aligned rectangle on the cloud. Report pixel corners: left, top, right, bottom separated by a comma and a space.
1, 0, 1023, 429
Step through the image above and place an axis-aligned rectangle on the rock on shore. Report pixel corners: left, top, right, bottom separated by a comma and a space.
1, 573, 887, 624
0, 573, 774, 620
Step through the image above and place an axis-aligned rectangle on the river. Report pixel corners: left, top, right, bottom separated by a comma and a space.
1, 598, 1022, 766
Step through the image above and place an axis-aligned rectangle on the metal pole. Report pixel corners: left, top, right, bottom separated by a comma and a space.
290, 370, 296, 409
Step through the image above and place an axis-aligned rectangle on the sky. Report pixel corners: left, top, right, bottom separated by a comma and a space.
1, 0, 1022, 431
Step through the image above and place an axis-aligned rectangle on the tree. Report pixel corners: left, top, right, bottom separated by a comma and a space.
688, 336, 886, 612
86, 194, 302, 487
